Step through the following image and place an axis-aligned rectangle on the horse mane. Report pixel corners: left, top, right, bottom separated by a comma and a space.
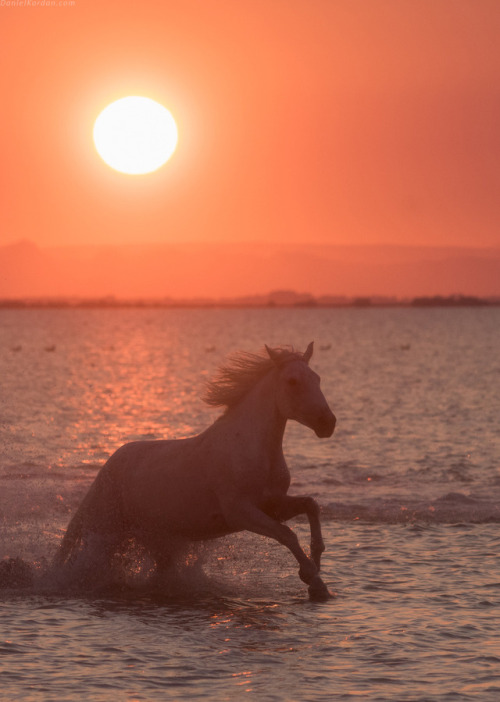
204, 346, 303, 409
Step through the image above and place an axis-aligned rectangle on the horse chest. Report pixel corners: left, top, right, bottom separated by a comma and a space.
204, 422, 290, 499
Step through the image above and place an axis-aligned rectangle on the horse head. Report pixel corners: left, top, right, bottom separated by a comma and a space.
266, 342, 336, 438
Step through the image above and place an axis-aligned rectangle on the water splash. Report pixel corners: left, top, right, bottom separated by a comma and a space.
0, 532, 305, 603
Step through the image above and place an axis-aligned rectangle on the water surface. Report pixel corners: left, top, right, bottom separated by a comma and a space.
1, 308, 499, 700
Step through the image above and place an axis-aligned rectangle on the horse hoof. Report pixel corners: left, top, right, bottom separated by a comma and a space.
308, 577, 332, 602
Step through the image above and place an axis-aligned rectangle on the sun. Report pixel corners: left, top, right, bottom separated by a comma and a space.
93, 96, 178, 175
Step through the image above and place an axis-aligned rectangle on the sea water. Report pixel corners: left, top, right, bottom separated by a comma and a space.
1, 307, 499, 701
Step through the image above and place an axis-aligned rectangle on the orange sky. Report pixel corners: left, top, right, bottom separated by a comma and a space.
1, 0, 500, 262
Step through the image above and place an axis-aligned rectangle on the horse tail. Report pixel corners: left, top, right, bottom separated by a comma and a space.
53, 462, 123, 568
53, 499, 87, 566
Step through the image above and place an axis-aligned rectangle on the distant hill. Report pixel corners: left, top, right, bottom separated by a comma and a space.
1, 240, 499, 299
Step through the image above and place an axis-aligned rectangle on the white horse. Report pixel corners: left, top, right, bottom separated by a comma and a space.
55, 342, 336, 600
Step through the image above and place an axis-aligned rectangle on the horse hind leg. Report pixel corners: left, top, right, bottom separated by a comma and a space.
141, 532, 183, 581
154, 551, 176, 578
150, 539, 209, 595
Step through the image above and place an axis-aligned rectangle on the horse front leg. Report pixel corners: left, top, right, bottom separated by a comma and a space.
221, 498, 331, 601
264, 495, 325, 571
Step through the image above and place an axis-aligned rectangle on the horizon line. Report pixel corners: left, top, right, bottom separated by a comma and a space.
0, 292, 498, 310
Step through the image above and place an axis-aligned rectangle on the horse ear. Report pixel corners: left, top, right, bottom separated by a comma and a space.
265, 345, 280, 363
303, 341, 314, 363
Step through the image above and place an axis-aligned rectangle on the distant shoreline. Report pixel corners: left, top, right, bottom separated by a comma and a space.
0, 294, 498, 310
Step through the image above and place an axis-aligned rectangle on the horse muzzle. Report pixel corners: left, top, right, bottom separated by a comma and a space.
314, 410, 336, 438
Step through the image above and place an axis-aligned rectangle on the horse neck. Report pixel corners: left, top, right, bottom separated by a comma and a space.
225, 371, 286, 452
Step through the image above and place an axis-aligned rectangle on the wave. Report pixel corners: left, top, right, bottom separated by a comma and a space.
322, 492, 500, 524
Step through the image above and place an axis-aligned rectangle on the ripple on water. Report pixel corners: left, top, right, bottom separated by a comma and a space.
1, 309, 500, 700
